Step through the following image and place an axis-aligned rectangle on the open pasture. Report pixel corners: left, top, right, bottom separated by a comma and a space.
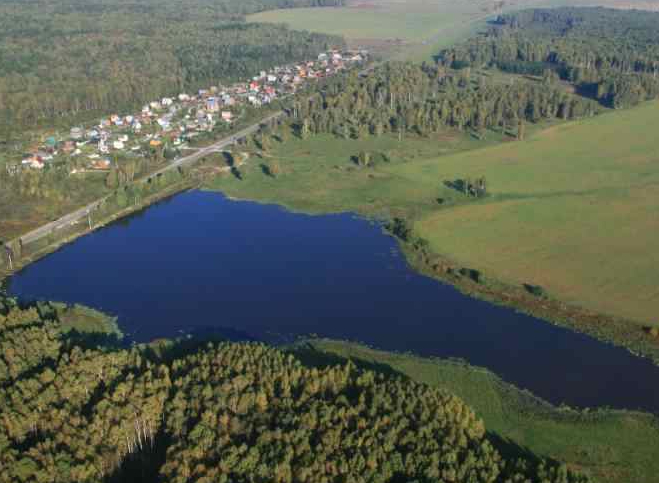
248, 0, 659, 61
400, 101, 659, 325
248, 0, 491, 58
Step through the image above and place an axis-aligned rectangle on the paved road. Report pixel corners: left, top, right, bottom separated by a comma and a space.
17, 111, 284, 245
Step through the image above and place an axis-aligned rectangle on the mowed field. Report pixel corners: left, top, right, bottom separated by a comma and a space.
396, 101, 659, 325
248, 0, 491, 59
248, 0, 659, 61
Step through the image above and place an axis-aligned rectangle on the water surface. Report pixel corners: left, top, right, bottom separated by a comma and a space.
8, 190, 659, 412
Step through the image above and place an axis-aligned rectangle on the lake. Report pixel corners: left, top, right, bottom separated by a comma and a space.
7, 190, 659, 412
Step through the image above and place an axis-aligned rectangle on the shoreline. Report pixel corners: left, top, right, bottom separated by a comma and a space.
1, 179, 198, 282
4, 176, 658, 371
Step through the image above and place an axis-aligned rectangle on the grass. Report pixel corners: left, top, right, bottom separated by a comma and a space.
248, 0, 491, 60
402, 101, 659, 325
248, 0, 658, 62
298, 339, 659, 483
207, 128, 502, 218
54, 302, 121, 336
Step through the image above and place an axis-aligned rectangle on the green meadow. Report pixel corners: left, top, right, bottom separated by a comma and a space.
406, 101, 659, 326
298, 339, 659, 483
248, 0, 657, 61
248, 0, 490, 59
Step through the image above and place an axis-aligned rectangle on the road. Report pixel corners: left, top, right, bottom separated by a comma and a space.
17, 111, 284, 246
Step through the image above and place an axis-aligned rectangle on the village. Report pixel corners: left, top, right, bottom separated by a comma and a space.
17, 49, 367, 174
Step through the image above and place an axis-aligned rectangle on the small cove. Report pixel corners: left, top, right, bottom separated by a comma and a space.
7, 190, 659, 413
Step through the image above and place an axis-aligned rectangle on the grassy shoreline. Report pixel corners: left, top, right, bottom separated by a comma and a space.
203, 105, 659, 365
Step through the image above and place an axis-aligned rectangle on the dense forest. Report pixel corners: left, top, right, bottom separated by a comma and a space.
287, 61, 595, 141
438, 7, 659, 109
0, 296, 589, 483
0, 0, 345, 137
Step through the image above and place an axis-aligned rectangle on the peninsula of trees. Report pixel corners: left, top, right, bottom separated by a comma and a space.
0, 296, 588, 483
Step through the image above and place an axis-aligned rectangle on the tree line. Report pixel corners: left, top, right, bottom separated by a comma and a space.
286, 61, 595, 142
0, 296, 589, 483
438, 7, 659, 109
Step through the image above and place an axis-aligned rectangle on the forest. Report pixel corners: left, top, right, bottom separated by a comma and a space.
0, 294, 588, 483
438, 7, 659, 109
0, 0, 344, 138
286, 61, 596, 142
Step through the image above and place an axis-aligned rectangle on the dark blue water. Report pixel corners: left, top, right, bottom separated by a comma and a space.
7, 190, 659, 412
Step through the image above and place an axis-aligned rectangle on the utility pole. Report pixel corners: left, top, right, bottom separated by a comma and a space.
5, 245, 13, 270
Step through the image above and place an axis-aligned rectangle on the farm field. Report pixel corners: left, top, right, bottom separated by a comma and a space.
248, 0, 659, 60
404, 101, 659, 326
248, 0, 492, 59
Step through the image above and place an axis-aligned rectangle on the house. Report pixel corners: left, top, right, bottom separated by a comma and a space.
267, 74, 277, 83
221, 111, 233, 122
318, 53, 328, 61
35, 151, 53, 162
22, 155, 43, 169
149, 139, 162, 147
178, 93, 190, 102
206, 97, 219, 112
132, 121, 142, 133
249, 81, 260, 92
118, 135, 129, 143
70, 127, 84, 140
61, 141, 76, 153
92, 159, 111, 170
150, 101, 161, 110
161, 97, 173, 107
124, 115, 134, 124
